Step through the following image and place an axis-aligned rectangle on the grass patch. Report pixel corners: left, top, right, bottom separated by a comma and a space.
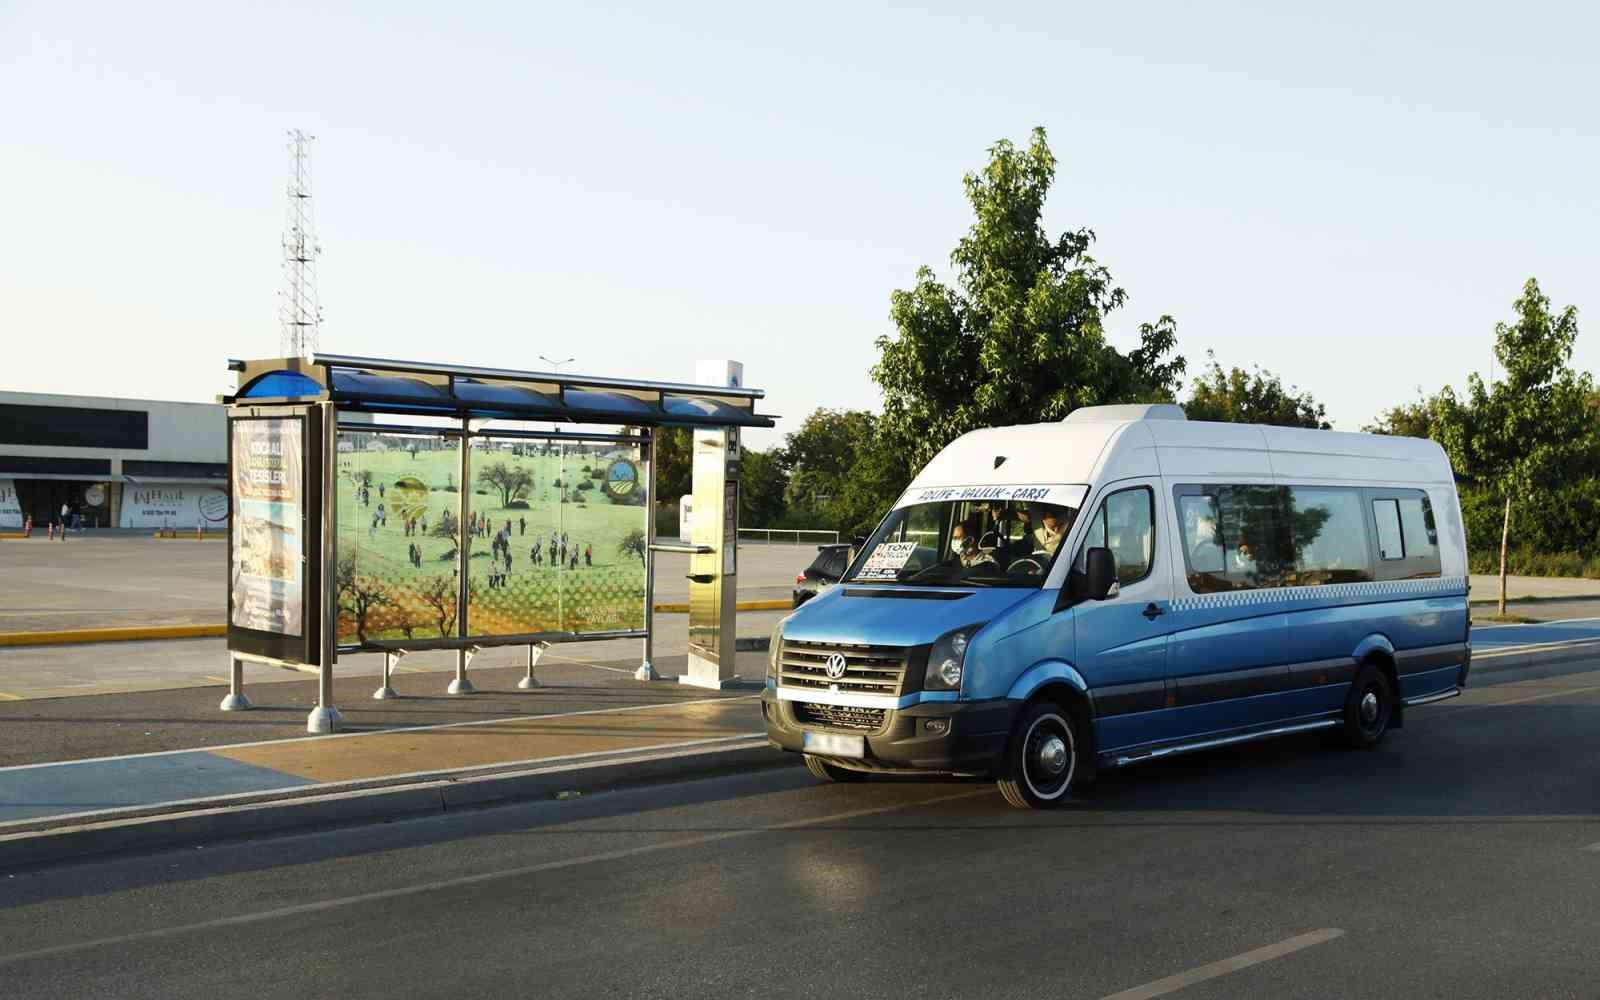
1468, 549, 1600, 579
1475, 613, 1541, 624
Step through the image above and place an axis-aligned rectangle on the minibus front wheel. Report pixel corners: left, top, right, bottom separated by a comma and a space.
997, 700, 1086, 809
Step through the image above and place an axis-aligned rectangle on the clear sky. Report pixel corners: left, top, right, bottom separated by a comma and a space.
2, 1, 1594, 449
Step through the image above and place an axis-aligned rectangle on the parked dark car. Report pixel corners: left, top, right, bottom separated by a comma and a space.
792, 543, 852, 608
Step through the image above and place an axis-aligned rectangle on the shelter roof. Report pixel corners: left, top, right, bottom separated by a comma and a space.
224, 354, 776, 430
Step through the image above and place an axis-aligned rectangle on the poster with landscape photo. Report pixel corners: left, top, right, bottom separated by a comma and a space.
333, 430, 646, 647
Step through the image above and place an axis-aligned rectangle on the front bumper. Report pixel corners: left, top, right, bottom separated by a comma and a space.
762, 689, 1015, 773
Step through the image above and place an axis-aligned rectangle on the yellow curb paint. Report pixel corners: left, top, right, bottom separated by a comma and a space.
213, 697, 758, 783
0, 624, 226, 647
0, 692, 22, 701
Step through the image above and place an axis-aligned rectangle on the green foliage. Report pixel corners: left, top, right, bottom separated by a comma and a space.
1467, 548, 1600, 580
780, 409, 876, 511
739, 447, 787, 527
872, 127, 1184, 474
1184, 351, 1330, 428
476, 461, 534, 507
654, 427, 692, 500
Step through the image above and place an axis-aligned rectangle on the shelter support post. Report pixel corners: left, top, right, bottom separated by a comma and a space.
219, 656, 252, 711
636, 428, 660, 681
449, 645, 480, 695
307, 401, 344, 734
519, 642, 548, 689
374, 649, 404, 700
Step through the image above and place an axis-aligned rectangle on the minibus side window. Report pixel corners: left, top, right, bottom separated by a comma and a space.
1175, 485, 1290, 592
1075, 487, 1154, 586
1373, 499, 1404, 561
1285, 487, 1373, 585
1395, 495, 1442, 578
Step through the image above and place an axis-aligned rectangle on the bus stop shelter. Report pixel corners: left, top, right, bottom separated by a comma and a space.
219, 353, 775, 732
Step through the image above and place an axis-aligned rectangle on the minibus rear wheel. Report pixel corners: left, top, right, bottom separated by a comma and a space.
804, 755, 865, 782
997, 701, 1083, 809
1341, 663, 1395, 748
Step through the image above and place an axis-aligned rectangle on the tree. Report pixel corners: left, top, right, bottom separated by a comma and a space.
779, 409, 877, 511
477, 461, 533, 507
618, 527, 647, 565
739, 447, 787, 527
418, 575, 458, 637
1364, 392, 1445, 438
872, 127, 1185, 475
1184, 351, 1330, 428
335, 554, 395, 644
1430, 279, 1592, 613
653, 427, 692, 501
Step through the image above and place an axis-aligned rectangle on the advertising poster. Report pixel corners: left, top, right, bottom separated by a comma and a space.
331, 430, 646, 647
230, 418, 304, 636
0, 479, 21, 529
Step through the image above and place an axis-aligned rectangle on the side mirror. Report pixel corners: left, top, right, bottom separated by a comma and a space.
1084, 547, 1117, 601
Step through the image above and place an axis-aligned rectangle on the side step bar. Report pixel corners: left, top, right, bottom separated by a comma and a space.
1402, 686, 1461, 708
1103, 719, 1339, 769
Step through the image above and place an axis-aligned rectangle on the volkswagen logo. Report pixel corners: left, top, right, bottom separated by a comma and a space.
824, 653, 848, 679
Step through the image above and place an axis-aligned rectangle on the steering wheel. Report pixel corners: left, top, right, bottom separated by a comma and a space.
1006, 556, 1045, 577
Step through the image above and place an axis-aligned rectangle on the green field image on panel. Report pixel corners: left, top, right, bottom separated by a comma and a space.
334, 433, 646, 647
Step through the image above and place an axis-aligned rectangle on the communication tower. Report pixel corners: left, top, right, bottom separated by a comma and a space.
278, 129, 323, 358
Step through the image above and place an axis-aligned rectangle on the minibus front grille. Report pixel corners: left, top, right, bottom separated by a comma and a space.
779, 640, 908, 696
794, 702, 888, 733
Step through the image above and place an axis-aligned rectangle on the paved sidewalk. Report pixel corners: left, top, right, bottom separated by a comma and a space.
0, 650, 767, 825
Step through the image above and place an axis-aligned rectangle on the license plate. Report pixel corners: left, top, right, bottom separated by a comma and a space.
803, 731, 864, 758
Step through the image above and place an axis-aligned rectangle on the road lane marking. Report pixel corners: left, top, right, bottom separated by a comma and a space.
1099, 928, 1346, 1000
1460, 684, 1600, 709
1583, 842, 1600, 852
0, 787, 987, 967
0, 692, 21, 701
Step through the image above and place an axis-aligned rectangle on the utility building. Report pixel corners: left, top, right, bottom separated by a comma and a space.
0, 391, 227, 529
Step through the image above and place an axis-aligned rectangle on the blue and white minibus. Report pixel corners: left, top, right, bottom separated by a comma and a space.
762, 404, 1471, 808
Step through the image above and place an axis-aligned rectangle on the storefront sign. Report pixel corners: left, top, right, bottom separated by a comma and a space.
230, 418, 304, 636
120, 485, 230, 528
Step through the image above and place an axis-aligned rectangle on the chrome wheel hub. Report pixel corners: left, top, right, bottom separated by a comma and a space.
1035, 735, 1068, 776
1360, 691, 1380, 725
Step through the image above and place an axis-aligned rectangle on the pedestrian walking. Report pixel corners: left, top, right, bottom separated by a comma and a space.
519, 516, 525, 536
584, 543, 592, 567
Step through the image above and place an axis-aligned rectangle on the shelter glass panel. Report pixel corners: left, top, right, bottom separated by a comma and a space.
466, 436, 647, 638
334, 429, 462, 646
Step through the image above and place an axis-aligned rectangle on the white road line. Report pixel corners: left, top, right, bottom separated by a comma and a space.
1583, 842, 1600, 852
0, 787, 987, 967
0, 695, 757, 774
1099, 929, 1346, 1000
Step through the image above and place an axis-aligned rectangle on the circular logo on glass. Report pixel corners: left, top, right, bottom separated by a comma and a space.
603, 458, 639, 500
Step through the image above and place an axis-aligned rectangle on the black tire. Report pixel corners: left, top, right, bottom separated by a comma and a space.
1341, 663, 1395, 749
997, 701, 1083, 809
804, 754, 865, 782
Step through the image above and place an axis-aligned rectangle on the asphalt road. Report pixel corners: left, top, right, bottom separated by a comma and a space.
3, 653, 1599, 999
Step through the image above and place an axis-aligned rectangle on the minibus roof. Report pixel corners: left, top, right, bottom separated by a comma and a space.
907, 406, 1455, 494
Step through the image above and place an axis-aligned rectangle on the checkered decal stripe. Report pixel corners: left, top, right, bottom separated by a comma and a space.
1169, 575, 1468, 612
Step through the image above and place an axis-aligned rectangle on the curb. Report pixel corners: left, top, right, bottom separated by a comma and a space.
0, 624, 226, 647
1471, 637, 1600, 671
0, 737, 792, 869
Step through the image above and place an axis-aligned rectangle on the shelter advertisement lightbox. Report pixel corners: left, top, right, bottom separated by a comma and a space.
230, 417, 306, 636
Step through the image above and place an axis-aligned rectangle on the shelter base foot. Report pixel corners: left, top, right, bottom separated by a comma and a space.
219, 692, 252, 712
306, 706, 343, 734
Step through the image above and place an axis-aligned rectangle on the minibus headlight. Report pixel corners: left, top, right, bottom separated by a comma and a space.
767, 614, 794, 683
926, 626, 977, 691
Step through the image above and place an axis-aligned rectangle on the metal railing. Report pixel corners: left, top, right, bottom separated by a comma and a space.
737, 528, 841, 546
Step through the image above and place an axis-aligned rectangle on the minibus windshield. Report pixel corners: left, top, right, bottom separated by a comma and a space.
845, 487, 1086, 588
